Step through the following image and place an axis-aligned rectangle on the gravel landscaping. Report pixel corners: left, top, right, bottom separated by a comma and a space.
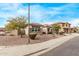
0, 34, 64, 46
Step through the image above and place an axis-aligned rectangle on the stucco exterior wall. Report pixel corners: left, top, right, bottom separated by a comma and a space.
42, 27, 48, 34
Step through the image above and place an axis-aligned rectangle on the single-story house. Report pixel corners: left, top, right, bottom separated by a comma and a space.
25, 23, 42, 36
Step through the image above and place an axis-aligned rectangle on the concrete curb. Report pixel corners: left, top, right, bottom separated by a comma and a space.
0, 33, 79, 56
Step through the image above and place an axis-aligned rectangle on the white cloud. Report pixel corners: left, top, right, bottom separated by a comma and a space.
0, 3, 28, 27
30, 4, 78, 24
0, 3, 28, 17
42, 21, 58, 25
70, 19, 79, 27
17, 8, 28, 17
30, 4, 64, 23
0, 3, 79, 27
30, 5, 47, 23
0, 3, 19, 12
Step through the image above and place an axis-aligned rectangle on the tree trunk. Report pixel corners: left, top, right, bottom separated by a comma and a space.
17, 29, 23, 38
21, 34, 23, 38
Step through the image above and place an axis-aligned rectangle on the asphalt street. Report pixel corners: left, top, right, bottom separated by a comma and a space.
41, 36, 79, 56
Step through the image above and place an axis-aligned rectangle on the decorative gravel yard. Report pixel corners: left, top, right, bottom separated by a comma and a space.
0, 34, 64, 46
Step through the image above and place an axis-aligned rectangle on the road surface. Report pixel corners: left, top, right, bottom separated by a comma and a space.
41, 36, 79, 56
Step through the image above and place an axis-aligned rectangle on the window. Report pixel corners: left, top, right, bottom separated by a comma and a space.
66, 24, 67, 27
31, 27, 40, 32
31, 27, 37, 32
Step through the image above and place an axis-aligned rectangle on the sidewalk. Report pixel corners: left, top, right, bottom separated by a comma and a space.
0, 33, 79, 56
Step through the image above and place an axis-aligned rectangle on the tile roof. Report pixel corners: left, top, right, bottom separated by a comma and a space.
52, 22, 71, 25
27, 23, 42, 26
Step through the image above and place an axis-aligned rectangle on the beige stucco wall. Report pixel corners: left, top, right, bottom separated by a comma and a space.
25, 25, 41, 35
42, 27, 48, 34
58, 23, 71, 33
59, 23, 70, 28
25, 26, 32, 36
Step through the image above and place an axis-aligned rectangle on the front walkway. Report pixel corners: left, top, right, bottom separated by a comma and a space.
0, 33, 79, 56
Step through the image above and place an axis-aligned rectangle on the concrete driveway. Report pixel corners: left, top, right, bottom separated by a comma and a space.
41, 36, 79, 56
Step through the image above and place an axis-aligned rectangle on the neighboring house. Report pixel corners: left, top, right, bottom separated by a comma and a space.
6, 22, 78, 36
0, 28, 6, 35
25, 22, 74, 35
52, 22, 71, 33
25, 23, 53, 35
41, 24, 52, 34
25, 23, 42, 36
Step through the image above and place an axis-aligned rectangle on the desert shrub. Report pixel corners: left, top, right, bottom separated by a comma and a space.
29, 32, 37, 40
48, 32, 52, 34
59, 32, 64, 35
42, 32, 46, 34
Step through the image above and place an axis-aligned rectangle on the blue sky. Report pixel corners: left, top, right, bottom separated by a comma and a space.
0, 3, 79, 27
0, 3, 28, 27
30, 3, 79, 27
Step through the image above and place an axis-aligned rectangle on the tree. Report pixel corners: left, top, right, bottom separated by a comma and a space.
52, 24, 61, 34
5, 16, 27, 37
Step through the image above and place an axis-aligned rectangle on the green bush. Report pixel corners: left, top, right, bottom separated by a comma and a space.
42, 32, 46, 34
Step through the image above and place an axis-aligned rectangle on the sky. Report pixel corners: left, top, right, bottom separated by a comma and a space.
0, 3, 28, 27
0, 3, 79, 27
